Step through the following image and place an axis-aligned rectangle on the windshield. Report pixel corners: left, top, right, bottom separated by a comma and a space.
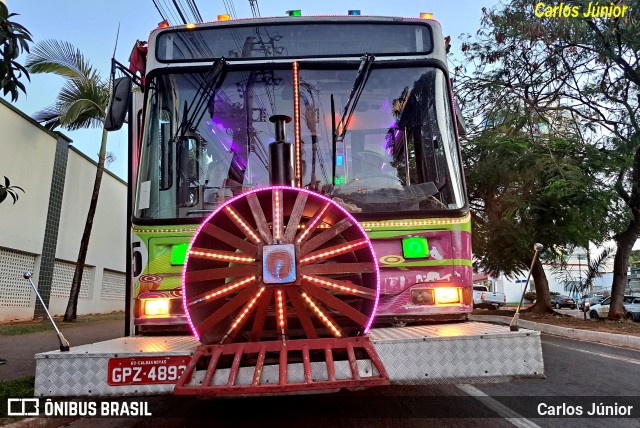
135, 64, 465, 220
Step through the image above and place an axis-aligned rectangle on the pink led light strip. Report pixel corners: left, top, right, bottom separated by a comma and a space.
225, 206, 262, 244
189, 249, 254, 264
188, 276, 257, 306
300, 239, 368, 264
296, 202, 331, 243
293, 62, 302, 187
302, 274, 374, 298
220, 287, 266, 343
272, 189, 283, 242
301, 292, 342, 337
276, 289, 286, 341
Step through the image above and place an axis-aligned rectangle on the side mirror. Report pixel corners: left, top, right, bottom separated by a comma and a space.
105, 76, 132, 131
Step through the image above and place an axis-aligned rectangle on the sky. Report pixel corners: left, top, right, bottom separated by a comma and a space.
4, 0, 500, 180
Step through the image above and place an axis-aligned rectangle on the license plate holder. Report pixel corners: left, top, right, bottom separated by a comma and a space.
108, 356, 191, 386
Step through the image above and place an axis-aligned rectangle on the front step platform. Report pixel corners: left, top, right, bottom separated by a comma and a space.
34, 322, 544, 397
174, 336, 390, 396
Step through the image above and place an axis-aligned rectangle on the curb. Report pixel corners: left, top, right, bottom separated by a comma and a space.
469, 314, 640, 350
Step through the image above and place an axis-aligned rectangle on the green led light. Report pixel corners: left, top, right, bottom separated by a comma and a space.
334, 176, 346, 186
402, 236, 429, 259
287, 9, 302, 16
171, 243, 189, 266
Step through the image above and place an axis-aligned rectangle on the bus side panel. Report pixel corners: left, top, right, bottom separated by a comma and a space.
131, 227, 194, 330
369, 222, 473, 321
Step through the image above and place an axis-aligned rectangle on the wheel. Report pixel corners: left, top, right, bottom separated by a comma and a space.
627, 312, 634, 320
182, 186, 380, 345
589, 310, 599, 320
570, 306, 576, 310
555, 303, 561, 309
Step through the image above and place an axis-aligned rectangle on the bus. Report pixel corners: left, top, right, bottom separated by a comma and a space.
113, 11, 472, 340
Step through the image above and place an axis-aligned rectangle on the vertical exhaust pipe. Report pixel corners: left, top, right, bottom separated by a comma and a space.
268, 115, 295, 186
24, 272, 70, 352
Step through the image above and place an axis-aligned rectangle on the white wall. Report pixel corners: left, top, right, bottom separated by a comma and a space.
49, 148, 128, 316
0, 100, 128, 321
0, 104, 56, 254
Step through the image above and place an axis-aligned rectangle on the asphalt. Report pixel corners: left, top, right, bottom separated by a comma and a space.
0, 320, 125, 382
1, 314, 639, 384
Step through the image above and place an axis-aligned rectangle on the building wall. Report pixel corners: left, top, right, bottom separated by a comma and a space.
0, 98, 127, 321
490, 250, 615, 302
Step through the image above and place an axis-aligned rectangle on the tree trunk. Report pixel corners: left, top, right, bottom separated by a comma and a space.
64, 128, 108, 322
609, 217, 640, 319
525, 257, 554, 314
609, 142, 640, 319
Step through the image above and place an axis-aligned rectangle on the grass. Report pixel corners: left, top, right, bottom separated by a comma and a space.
0, 377, 34, 424
0, 312, 124, 336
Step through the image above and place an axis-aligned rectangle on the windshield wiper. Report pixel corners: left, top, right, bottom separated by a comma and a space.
175, 57, 227, 141
331, 54, 375, 186
335, 53, 375, 143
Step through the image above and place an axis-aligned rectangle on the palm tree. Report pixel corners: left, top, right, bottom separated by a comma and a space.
26, 40, 110, 321
552, 247, 614, 320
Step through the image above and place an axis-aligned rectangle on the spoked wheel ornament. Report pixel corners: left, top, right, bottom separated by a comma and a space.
182, 186, 380, 345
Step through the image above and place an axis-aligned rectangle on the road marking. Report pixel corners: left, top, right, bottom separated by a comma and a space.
457, 384, 541, 428
545, 341, 640, 365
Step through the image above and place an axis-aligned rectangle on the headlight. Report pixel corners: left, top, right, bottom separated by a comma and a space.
144, 299, 170, 316
411, 289, 435, 305
434, 287, 461, 304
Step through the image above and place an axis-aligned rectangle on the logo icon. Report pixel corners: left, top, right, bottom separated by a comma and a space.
7, 398, 40, 416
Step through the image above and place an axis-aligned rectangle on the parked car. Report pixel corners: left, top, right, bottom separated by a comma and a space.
550, 295, 576, 309
589, 295, 640, 320
473, 285, 507, 309
578, 295, 604, 311
624, 297, 640, 321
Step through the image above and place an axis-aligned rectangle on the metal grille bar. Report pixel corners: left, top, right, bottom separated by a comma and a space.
174, 337, 389, 395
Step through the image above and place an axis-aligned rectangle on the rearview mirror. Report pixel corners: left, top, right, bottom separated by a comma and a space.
105, 76, 132, 131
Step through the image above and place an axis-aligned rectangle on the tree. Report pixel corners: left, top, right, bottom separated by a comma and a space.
455, 0, 638, 318
460, 110, 616, 313
0, 176, 24, 204
1, 3, 32, 201
552, 246, 614, 320
0, 2, 32, 101
26, 40, 110, 321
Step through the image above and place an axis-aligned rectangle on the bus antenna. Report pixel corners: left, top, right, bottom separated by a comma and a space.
112, 22, 120, 60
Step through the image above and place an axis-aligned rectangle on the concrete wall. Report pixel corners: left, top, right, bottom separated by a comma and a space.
0, 98, 127, 321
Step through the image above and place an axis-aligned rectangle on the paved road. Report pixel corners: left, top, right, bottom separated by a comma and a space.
8, 334, 635, 428
0, 320, 124, 381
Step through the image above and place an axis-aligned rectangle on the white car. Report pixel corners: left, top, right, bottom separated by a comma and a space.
589, 295, 640, 321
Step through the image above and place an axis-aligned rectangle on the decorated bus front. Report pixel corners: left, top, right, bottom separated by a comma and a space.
130, 15, 471, 332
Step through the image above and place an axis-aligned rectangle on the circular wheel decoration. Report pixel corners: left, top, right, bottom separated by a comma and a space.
182, 186, 380, 345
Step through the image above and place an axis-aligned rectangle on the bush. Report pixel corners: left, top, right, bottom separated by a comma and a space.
523, 291, 537, 303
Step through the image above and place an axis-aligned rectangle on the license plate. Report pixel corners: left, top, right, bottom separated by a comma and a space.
108, 356, 190, 386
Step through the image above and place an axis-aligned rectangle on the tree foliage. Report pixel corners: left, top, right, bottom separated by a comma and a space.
463, 0, 640, 319
455, 1, 632, 313
0, 176, 24, 204
26, 39, 108, 129
0, 2, 32, 102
